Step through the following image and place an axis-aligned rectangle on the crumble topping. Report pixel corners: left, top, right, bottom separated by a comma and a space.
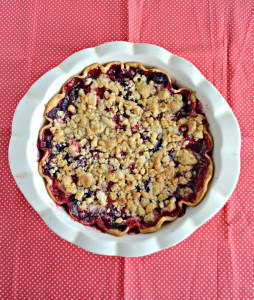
39, 62, 213, 234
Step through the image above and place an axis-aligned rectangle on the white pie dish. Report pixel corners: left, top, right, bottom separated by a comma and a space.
9, 41, 241, 257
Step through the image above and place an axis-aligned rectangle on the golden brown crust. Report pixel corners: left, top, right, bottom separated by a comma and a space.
38, 61, 213, 236
180, 128, 213, 207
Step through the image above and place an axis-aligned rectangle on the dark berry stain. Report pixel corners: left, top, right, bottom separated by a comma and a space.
152, 138, 163, 153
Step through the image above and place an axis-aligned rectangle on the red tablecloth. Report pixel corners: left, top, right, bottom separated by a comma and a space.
1, 0, 254, 299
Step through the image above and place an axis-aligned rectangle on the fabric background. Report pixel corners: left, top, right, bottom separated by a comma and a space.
0, 0, 253, 299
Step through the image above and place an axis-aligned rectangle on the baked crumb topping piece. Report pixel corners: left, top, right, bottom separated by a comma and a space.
38, 62, 213, 236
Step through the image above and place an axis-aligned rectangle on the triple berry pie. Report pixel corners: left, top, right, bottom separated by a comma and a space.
38, 62, 213, 236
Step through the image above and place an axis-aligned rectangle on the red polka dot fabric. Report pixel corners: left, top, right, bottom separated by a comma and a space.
1, 0, 254, 299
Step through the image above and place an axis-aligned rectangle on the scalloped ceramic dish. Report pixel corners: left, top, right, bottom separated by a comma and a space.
9, 42, 241, 257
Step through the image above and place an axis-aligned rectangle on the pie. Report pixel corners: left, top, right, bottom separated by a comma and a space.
38, 62, 213, 236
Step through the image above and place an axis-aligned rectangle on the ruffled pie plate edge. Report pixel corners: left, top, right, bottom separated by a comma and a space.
9, 42, 240, 257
